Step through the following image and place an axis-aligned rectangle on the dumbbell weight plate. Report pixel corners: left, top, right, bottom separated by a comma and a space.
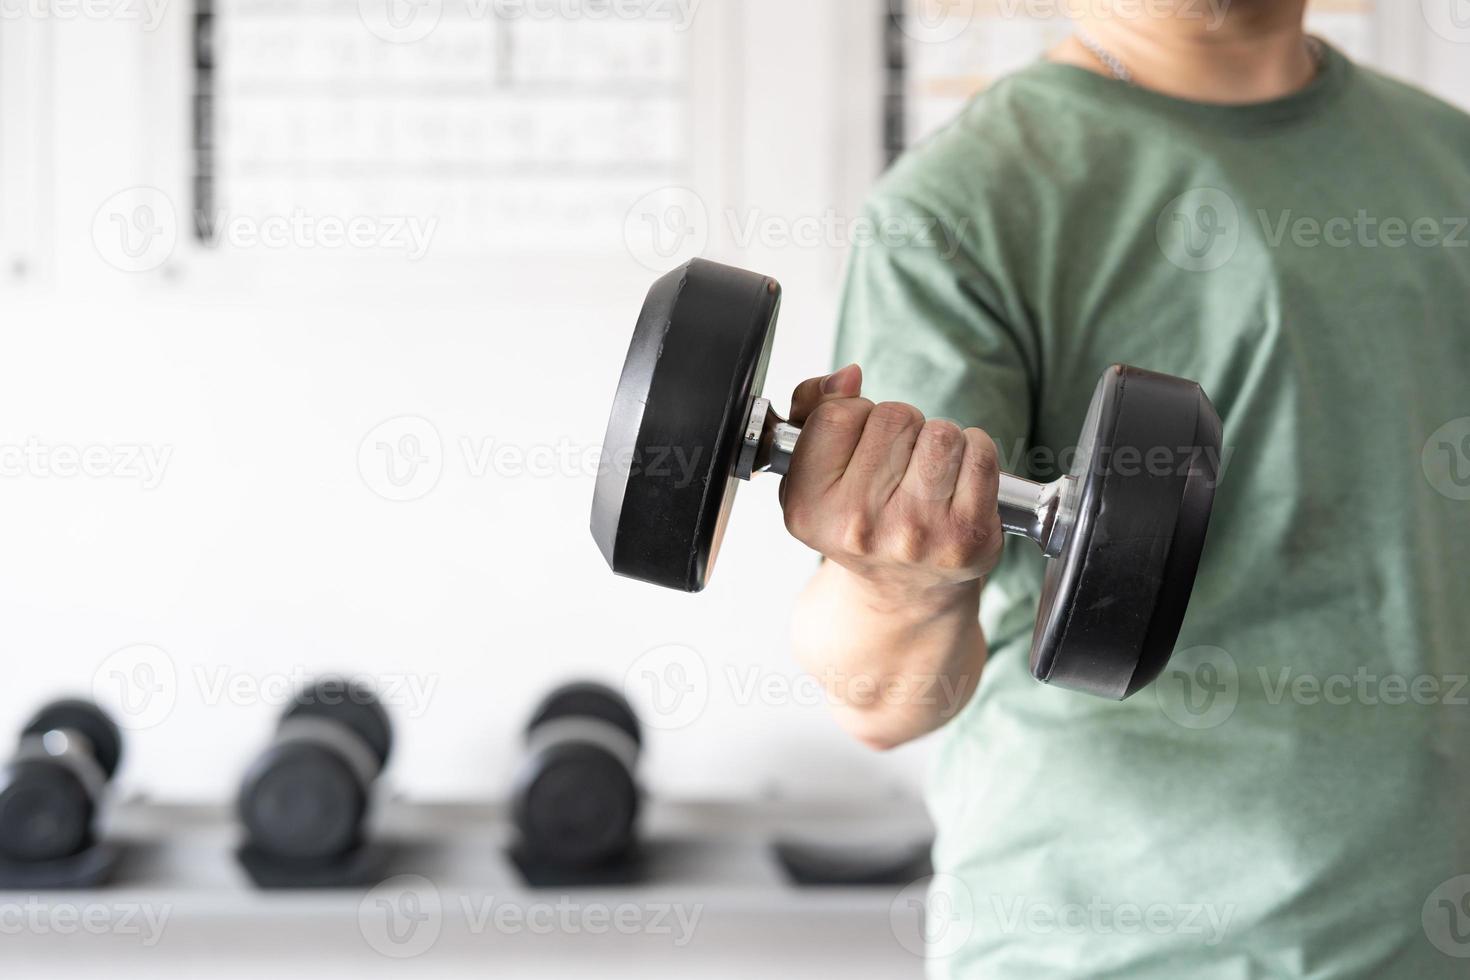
282, 677, 393, 770
238, 740, 368, 863
238, 679, 391, 864
516, 683, 642, 869
23, 699, 123, 780
0, 760, 95, 862
514, 744, 638, 869
525, 681, 642, 748
1, 700, 120, 862
592, 259, 780, 592
592, 259, 1221, 699
1030, 365, 1222, 699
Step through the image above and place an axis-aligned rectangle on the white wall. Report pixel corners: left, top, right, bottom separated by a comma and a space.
0, 0, 914, 805
0, 0, 1463, 806
1426, 24, 1470, 110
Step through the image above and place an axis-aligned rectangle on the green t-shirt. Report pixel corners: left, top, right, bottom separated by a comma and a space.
835, 46, 1470, 978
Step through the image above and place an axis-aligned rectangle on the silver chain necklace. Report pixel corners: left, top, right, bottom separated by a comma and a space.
1075, 32, 1326, 87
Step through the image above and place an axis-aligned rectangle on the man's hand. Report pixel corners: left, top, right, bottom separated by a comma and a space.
782, 364, 1003, 751
780, 363, 1006, 604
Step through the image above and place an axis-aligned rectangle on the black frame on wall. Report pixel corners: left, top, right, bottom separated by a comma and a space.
883, 0, 906, 166
193, 0, 215, 242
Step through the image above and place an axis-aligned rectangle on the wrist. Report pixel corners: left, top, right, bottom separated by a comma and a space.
832, 562, 984, 619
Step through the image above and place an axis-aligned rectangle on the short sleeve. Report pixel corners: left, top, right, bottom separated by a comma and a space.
833, 194, 1036, 467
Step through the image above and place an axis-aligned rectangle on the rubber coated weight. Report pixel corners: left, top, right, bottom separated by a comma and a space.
525, 681, 642, 748
592, 259, 780, 592
0, 700, 122, 862
238, 677, 391, 864
1030, 366, 1222, 699
0, 761, 93, 862
514, 682, 642, 869
239, 744, 366, 862
592, 259, 1222, 700
23, 699, 123, 780
283, 677, 393, 770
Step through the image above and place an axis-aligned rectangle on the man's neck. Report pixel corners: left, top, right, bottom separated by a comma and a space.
1051, 3, 1317, 104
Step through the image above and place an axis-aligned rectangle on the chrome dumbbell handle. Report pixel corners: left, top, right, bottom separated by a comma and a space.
736, 396, 1074, 558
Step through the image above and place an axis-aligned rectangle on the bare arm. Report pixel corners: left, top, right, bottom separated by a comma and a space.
782, 365, 1004, 750
792, 562, 986, 750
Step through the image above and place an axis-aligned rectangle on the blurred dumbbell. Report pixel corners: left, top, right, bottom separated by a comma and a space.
0, 700, 123, 864
513, 682, 642, 869
237, 678, 392, 865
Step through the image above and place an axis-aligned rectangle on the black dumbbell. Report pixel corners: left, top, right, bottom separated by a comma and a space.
513, 682, 642, 869
0, 700, 123, 863
237, 678, 392, 865
592, 259, 1223, 700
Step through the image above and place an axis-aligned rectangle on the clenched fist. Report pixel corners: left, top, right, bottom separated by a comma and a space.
779, 363, 1006, 599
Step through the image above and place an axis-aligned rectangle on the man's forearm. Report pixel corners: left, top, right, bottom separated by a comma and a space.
791, 560, 988, 751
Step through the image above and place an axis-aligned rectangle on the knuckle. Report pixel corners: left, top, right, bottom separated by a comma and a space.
900, 422, 964, 502
944, 510, 1000, 567
915, 420, 965, 472
782, 497, 813, 540
950, 507, 992, 547
839, 513, 876, 557
807, 398, 872, 437
892, 521, 929, 565
932, 547, 968, 572
964, 428, 1001, 479
868, 401, 924, 436
922, 418, 964, 446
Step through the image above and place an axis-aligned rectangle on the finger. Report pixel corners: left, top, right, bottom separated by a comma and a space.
951, 427, 1001, 525
781, 397, 875, 507
844, 401, 925, 503
898, 419, 966, 507
789, 363, 862, 426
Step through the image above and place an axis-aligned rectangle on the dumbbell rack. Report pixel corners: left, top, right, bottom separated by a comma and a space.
1, 796, 933, 980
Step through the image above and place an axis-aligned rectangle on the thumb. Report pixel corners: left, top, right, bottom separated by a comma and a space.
788, 363, 863, 425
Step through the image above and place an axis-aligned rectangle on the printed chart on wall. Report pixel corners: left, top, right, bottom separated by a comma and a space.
197, 0, 695, 256
890, 0, 1379, 152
